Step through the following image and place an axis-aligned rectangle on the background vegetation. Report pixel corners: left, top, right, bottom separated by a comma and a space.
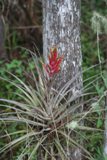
0, 0, 107, 159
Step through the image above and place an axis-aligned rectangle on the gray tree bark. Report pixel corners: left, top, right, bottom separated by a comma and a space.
0, 16, 7, 60
104, 91, 107, 158
43, 0, 82, 159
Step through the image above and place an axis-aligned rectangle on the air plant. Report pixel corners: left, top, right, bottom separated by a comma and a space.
43, 48, 63, 78
0, 48, 103, 160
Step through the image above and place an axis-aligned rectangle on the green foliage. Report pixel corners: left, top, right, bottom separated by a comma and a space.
1, 54, 104, 159
0, 0, 107, 159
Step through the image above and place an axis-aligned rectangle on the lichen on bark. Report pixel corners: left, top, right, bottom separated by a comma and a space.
43, 0, 82, 159
43, 0, 82, 91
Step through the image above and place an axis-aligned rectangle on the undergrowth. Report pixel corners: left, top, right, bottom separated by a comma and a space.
0, 48, 106, 160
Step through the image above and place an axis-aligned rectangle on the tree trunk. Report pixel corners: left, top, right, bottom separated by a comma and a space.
43, 0, 82, 159
104, 91, 107, 158
0, 16, 7, 60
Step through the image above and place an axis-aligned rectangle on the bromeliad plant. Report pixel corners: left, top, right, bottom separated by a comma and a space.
43, 48, 63, 78
0, 48, 103, 160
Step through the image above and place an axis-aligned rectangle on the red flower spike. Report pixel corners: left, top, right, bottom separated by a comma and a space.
43, 48, 63, 78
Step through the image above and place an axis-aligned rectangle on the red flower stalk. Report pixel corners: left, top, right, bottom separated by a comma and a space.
43, 48, 63, 77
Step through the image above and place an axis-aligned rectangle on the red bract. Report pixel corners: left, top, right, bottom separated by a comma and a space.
43, 48, 63, 77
